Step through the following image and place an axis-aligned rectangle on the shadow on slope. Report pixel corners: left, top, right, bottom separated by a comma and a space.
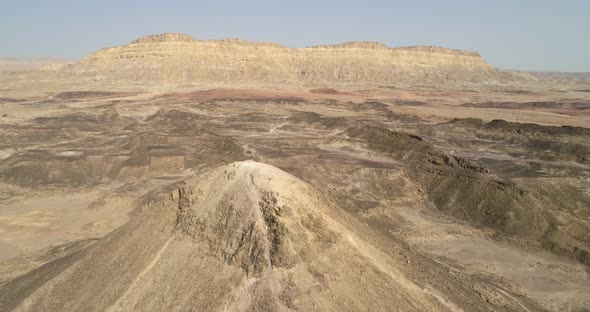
347, 126, 590, 266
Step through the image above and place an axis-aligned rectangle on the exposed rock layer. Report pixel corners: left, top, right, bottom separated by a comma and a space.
66, 32, 505, 84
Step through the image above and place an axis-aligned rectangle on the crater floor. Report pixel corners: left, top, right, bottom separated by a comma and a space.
0, 81, 589, 311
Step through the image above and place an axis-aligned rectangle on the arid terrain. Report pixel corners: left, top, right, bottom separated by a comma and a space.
0, 34, 589, 311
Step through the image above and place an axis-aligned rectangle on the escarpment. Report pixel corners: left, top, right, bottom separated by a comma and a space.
64, 32, 507, 84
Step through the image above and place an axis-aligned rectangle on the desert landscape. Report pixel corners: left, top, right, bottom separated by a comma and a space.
0, 33, 589, 311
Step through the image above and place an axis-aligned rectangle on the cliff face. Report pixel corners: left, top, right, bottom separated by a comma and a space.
67, 33, 500, 85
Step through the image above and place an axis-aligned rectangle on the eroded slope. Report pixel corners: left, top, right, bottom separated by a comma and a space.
2, 161, 541, 312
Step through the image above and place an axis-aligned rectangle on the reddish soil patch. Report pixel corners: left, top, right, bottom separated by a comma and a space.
152, 88, 316, 104
53, 91, 142, 100
309, 88, 354, 96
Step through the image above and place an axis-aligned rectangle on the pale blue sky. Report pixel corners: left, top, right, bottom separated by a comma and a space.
1, 0, 588, 71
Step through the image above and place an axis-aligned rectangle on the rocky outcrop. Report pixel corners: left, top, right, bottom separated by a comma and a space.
4, 161, 503, 311
347, 125, 590, 267
65, 32, 506, 85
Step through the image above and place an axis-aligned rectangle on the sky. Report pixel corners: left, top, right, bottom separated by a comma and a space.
1, 0, 588, 72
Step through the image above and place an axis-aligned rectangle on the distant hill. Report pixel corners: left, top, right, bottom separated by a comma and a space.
62, 32, 525, 85
525, 71, 590, 83
0, 58, 75, 72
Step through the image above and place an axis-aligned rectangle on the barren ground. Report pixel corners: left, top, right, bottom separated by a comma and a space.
0, 77, 589, 311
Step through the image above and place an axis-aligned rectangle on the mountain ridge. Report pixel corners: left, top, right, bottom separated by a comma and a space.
62, 32, 517, 85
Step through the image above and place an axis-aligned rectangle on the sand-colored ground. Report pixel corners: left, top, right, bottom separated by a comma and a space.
1, 80, 589, 311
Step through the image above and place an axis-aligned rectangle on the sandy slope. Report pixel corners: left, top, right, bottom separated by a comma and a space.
2, 161, 540, 311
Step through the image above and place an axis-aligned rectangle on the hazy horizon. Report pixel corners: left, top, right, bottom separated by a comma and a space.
1, 0, 589, 72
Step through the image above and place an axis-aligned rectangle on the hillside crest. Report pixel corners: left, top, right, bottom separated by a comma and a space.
65, 32, 513, 84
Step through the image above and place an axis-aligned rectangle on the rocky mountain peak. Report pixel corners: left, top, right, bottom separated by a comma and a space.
130, 32, 195, 44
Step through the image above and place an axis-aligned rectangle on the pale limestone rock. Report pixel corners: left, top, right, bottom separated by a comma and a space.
66, 32, 504, 85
